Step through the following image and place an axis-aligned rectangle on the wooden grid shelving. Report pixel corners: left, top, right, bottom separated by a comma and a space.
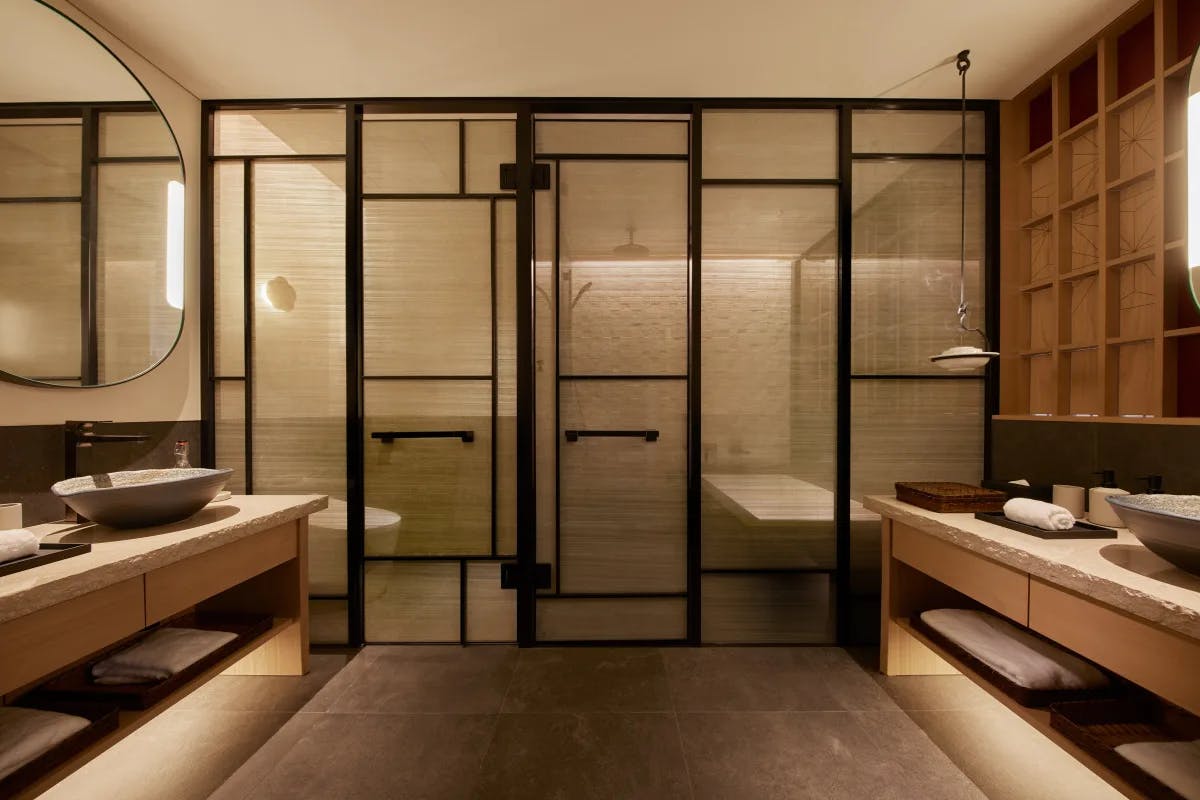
999, 0, 1200, 421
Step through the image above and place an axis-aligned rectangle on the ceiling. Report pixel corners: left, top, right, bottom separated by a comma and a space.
66, 0, 1130, 101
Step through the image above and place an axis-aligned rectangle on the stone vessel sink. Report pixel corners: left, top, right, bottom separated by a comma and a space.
1108, 494, 1200, 576
51, 468, 233, 529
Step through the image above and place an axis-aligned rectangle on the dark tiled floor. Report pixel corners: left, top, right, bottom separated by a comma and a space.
42, 646, 1120, 800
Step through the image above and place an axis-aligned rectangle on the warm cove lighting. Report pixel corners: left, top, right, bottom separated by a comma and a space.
166, 180, 184, 310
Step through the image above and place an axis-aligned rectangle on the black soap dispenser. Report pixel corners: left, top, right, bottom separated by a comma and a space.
1088, 470, 1128, 527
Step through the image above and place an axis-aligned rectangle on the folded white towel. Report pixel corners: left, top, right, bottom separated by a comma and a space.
0, 529, 38, 565
920, 609, 1109, 691
1003, 497, 1075, 531
1114, 740, 1200, 800
91, 627, 237, 685
0, 706, 90, 780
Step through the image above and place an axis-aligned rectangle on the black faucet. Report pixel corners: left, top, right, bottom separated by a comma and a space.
64, 421, 151, 480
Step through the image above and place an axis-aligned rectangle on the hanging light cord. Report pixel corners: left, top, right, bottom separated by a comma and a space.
955, 49, 990, 348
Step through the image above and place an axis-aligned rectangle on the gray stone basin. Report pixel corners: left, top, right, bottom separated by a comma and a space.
1108, 494, 1200, 576
51, 468, 233, 529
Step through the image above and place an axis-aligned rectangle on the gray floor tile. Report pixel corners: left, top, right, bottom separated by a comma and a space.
239, 713, 498, 800
174, 652, 356, 713
502, 648, 672, 712
326, 645, 518, 713
208, 713, 322, 800
40, 710, 295, 800
664, 647, 894, 711
677, 710, 987, 800
906, 707, 1125, 800
474, 712, 692, 800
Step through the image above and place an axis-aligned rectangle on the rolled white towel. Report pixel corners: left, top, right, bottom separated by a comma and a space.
0, 529, 38, 565
0, 706, 90, 781
1114, 740, 1200, 800
91, 627, 237, 685
1003, 497, 1075, 531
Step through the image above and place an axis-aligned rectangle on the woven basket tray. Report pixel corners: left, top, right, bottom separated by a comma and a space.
1050, 696, 1200, 800
896, 481, 1007, 513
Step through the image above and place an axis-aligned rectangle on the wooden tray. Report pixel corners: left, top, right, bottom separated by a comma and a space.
0, 543, 91, 578
896, 482, 1007, 513
0, 700, 118, 798
912, 612, 1113, 708
33, 613, 272, 710
974, 512, 1118, 540
1051, 696, 1200, 800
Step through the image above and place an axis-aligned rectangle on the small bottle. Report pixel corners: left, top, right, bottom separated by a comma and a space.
1140, 475, 1164, 494
174, 440, 190, 468
1087, 469, 1129, 527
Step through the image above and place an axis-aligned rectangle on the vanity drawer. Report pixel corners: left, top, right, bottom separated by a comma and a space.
145, 522, 298, 623
0, 577, 144, 696
892, 522, 1029, 624
1029, 578, 1200, 716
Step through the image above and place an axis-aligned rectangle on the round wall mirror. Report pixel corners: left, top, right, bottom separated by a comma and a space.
0, 0, 184, 387
1190, 44, 1200, 310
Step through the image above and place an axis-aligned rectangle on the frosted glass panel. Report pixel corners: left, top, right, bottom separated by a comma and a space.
0, 203, 79, 379
558, 380, 686, 593
310, 599, 348, 645
362, 120, 458, 194
214, 108, 345, 156
251, 161, 346, 516
213, 161, 244, 376
536, 120, 687, 154
95, 163, 179, 383
558, 160, 688, 375
534, 162, 558, 588
703, 110, 837, 179
465, 120, 515, 194
701, 574, 835, 643
365, 562, 459, 642
98, 112, 176, 157
466, 562, 515, 642
536, 597, 686, 641
309, 498, 351, 594
496, 199, 517, 556
850, 379, 984, 500
853, 110, 985, 154
363, 200, 491, 376
214, 381, 246, 494
852, 160, 985, 375
363, 381, 491, 556
0, 123, 80, 197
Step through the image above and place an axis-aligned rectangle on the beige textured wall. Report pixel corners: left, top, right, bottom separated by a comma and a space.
0, 0, 199, 424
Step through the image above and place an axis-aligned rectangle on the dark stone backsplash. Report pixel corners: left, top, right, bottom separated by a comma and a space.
0, 420, 202, 526
991, 419, 1200, 495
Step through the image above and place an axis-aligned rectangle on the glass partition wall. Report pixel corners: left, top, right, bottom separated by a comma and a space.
204, 101, 997, 646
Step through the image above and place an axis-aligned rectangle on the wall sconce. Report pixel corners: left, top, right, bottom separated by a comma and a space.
261, 276, 297, 312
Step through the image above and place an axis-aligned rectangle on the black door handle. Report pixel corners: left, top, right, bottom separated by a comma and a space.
371, 430, 475, 443
563, 429, 659, 442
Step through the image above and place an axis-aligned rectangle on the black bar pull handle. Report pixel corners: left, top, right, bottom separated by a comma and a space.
371, 430, 475, 444
564, 429, 659, 443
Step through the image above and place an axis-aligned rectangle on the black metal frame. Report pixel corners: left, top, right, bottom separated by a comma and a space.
0, 101, 178, 388
199, 96, 999, 649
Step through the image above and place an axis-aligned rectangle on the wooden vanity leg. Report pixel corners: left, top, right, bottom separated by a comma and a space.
219, 518, 310, 676
879, 516, 957, 676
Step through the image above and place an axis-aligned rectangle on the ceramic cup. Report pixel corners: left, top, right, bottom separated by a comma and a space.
1052, 485, 1086, 518
0, 503, 22, 531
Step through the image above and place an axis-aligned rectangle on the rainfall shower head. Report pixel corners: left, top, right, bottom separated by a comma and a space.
612, 226, 650, 258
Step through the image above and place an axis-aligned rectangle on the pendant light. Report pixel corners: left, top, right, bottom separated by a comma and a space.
930, 50, 998, 371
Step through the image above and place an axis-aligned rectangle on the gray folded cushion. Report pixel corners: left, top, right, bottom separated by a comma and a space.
919, 608, 1109, 691
0, 707, 90, 781
1115, 740, 1200, 800
91, 627, 237, 685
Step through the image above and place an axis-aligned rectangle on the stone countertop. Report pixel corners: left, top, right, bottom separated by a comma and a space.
0, 494, 327, 624
864, 495, 1200, 640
